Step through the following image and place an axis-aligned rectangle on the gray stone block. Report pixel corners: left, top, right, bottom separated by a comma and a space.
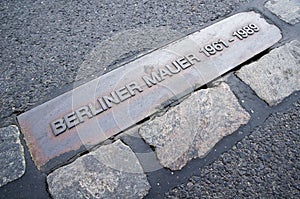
0, 125, 25, 187
237, 40, 300, 106
265, 0, 300, 24
47, 140, 150, 199
139, 83, 250, 170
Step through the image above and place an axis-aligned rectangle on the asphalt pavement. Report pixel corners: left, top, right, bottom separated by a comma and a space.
1, 0, 299, 198
0, 0, 249, 125
165, 90, 300, 198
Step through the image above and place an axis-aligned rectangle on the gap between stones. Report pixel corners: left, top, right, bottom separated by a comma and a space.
2, 2, 299, 197
19, 36, 287, 177
44, 45, 279, 175
13, 21, 296, 189
115, 48, 299, 196
143, 92, 300, 198
44, 39, 300, 196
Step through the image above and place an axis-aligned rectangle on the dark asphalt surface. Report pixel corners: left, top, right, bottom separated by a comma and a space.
0, 1, 252, 198
0, 0, 250, 126
165, 99, 300, 198
1, 0, 300, 198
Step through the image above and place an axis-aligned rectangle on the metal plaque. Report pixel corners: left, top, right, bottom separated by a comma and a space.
17, 12, 282, 169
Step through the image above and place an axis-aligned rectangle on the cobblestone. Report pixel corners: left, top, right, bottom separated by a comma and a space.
47, 140, 150, 199
165, 100, 300, 198
139, 83, 250, 170
237, 40, 300, 106
265, 0, 300, 24
0, 125, 25, 187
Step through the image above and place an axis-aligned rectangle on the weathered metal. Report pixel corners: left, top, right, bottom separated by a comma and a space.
17, 12, 282, 170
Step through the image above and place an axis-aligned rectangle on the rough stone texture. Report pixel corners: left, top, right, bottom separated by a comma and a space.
0, 125, 25, 187
139, 83, 250, 170
265, 0, 300, 24
165, 100, 300, 198
237, 40, 300, 106
47, 140, 150, 199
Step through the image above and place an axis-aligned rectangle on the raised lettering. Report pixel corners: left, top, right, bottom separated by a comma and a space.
142, 72, 162, 87
64, 112, 80, 129
88, 103, 104, 116
103, 92, 120, 108
186, 54, 201, 64
159, 67, 173, 80
126, 82, 143, 96
97, 98, 108, 111
165, 63, 181, 74
75, 106, 93, 123
50, 119, 67, 136
116, 86, 132, 101
177, 57, 192, 69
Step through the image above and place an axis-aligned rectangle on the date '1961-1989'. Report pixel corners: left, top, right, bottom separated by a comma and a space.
200, 23, 260, 57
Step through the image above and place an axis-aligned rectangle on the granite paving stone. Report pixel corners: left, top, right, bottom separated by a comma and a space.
139, 83, 250, 170
265, 0, 300, 24
0, 125, 25, 187
165, 100, 300, 198
237, 40, 300, 106
47, 140, 150, 199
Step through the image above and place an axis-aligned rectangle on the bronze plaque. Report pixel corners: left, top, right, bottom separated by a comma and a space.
17, 12, 282, 169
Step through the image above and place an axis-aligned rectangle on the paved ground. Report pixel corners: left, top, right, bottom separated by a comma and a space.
0, 0, 299, 198
0, 0, 250, 126
165, 94, 300, 198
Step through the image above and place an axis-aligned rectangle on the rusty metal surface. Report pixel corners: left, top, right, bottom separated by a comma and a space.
17, 12, 282, 169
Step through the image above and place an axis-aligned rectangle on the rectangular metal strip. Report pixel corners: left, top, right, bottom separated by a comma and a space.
17, 12, 282, 169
